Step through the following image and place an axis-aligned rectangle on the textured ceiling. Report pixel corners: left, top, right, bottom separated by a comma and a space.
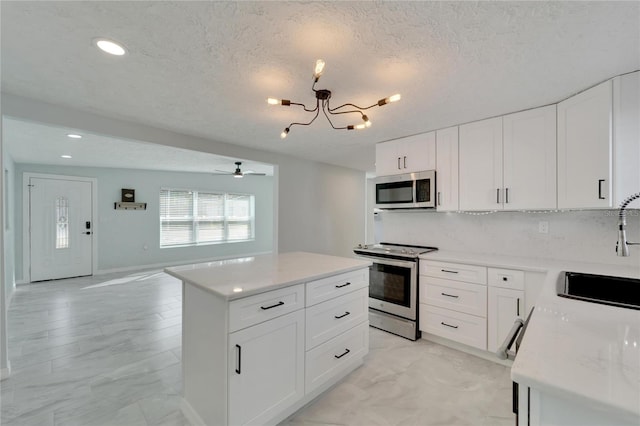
2, 1, 639, 172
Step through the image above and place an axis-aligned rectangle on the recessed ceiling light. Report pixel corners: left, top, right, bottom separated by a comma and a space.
61, 155, 72, 159
94, 38, 127, 56
67, 134, 82, 139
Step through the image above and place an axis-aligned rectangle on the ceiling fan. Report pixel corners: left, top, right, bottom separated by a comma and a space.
213, 161, 266, 178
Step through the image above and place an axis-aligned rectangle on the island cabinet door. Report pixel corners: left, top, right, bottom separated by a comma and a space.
228, 309, 305, 426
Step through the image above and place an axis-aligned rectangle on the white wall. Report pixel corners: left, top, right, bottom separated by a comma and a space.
278, 159, 365, 257
13, 164, 275, 280
376, 208, 640, 267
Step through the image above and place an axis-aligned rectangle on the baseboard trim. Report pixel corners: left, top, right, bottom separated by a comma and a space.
421, 332, 513, 367
1, 362, 11, 381
180, 398, 207, 426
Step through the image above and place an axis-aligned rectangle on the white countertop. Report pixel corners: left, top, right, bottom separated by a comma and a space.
512, 268, 640, 420
419, 249, 640, 420
164, 251, 371, 300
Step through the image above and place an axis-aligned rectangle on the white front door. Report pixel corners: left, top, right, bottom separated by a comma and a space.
29, 177, 93, 282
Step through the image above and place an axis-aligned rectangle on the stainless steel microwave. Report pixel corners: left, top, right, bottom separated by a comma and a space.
374, 170, 436, 209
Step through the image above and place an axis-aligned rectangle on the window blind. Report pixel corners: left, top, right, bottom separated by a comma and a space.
160, 189, 254, 247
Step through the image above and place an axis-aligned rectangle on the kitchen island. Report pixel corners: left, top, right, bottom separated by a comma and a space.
165, 252, 371, 426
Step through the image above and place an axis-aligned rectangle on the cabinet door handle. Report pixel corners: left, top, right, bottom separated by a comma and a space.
517, 298, 520, 317
397, 157, 401, 170
403, 156, 407, 169
497, 188, 501, 204
334, 311, 351, 319
437, 191, 441, 206
598, 179, 606, 200
235, 344, 241, 374
441, 269, 459, 274
505, 188, 509, 204
441, 322, 459, 329
441, 292, 459, 299
334, 348, 351, 359
260, 301, 284, 310
335, 282, 351, 288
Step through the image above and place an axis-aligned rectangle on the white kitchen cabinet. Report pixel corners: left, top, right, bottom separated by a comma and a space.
419, 260, 488, 350
503, 105, 557, 210
375, 132, 436, 176
487, 267, 525, 353
557, 80, 613, 209
487, 287, 524, 353
459, 107, 557, 211
613, 71, 640, 205
459, 117, 503, 210
172, 254, 370, 426
435, 126, 459, 211
228, 310, 305, 426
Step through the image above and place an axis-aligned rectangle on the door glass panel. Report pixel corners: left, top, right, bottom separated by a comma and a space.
56, 196, 69, 249
376, 181, 414, 204
369, 263, 411, 307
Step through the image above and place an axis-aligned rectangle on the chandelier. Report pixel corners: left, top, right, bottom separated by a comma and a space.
267, 59, 401, 138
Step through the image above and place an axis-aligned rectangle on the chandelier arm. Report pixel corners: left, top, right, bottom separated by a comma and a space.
289, 101, 319, 113
325, 98, 364, 118
287, 105, 321, 129
328, 102, 378, 112
321, 101, 350, 130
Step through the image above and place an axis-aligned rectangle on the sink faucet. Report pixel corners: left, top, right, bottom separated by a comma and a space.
617, 192, 640, 257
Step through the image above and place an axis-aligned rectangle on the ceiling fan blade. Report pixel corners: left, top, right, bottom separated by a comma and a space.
244, 172, 267, 176
212, 170, 233, 175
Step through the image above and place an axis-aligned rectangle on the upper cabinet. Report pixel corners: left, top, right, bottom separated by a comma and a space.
459, 106, 557, 211
435, 126, 459, 212
613, 71, 640, 206
459, 117, 503, 211
503, 105, 557, 210
375, 132, 436, 176
557, 80, 613, 209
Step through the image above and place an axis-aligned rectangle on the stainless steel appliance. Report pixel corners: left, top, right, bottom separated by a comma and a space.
374, 170, 436, 209
353, 242, 438, 340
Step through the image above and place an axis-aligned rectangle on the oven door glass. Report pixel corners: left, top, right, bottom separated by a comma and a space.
376, 181, 414, 205
369, 262, 412, 307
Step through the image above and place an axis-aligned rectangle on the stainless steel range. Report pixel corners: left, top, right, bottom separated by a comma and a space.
353, 242, 438, 340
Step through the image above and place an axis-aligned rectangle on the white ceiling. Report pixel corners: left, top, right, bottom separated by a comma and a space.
2, 117, 274, 175
1, 1, 639, 172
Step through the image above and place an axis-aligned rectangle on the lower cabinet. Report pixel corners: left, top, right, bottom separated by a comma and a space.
487, 267, 525, 353
228, 310, 305, 426
419, 260, 528, 355
181, 267, 370, 426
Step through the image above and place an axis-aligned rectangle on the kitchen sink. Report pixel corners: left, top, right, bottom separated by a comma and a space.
557, 272, 640, 310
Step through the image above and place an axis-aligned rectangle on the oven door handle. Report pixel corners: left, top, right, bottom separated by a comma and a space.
497, 318, 524, 361
355, 254, 417, 269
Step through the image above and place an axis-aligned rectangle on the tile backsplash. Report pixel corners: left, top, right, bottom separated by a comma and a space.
376, 209, 640, 267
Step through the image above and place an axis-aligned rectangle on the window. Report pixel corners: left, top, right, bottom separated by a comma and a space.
160, 189, 255, 247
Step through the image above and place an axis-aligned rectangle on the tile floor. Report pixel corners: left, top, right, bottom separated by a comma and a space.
1, 269, 514, 426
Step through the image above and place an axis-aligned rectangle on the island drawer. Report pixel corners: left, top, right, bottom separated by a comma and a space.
420, 277, 487, 317
488, 267, 525, 290
305, 287, 368, 350
419, 304, 487, 350
420, 261, 487, 285
306, 268, 369, 306
229, 284, 305, 332
305, 321, 369, 394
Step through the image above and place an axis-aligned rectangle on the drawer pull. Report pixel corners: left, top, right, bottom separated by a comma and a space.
235, 344, 241, 374
334, 348, 351, 359
441, 292, 459, 299
260, 301, 284, 310
335, 282, 351, 288
441, 269, 459, 274
441, 322, 459, 329
334, 311, 351, 319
